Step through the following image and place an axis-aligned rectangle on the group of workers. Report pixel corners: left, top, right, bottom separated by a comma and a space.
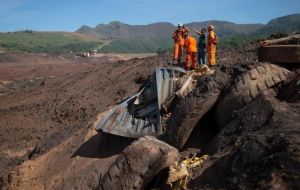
172, 23, 218, 70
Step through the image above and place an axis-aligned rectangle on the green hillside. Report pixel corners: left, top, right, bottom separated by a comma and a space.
257, 14, 300, 35
1, 14, 299, 54
81, 14, 300, 53
186, 21, 264, 38
0, 31, 103, 54
101, 37, 173, 53
77, 21, 176, 39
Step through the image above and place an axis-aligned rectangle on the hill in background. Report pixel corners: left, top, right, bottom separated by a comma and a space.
0, 31, 103, 54
76, 20, 265, 53
77, 14, 300, 53
77, 20, 264, 39
77, 21, 176, 53
77, 21, 175, 39
258, 14, 300, 35
0, 14, 299, 54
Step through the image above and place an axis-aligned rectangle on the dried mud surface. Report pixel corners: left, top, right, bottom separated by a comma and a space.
0, 52, 169, 189
0, 45, 299, 190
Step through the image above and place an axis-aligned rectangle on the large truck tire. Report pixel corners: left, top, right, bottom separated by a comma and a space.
166, 89, 220, 150
216, 63, 290, 127
97, 136, 179, 190
279, 73, 300, 102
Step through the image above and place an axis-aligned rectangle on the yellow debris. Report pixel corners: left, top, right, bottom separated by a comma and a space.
166, 155, 209, 190
182, 154, 209, 168
168, 162, 189, 183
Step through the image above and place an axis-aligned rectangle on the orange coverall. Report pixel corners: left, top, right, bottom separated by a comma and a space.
185, 36, 198, 70
172, 29, 185, 63
207, 30, 217, 65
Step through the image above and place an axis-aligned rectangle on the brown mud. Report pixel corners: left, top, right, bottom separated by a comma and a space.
0, 52, 169, 189
0, 45, 299, 190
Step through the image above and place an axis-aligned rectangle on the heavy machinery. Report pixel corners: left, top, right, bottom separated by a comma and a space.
97, 33, 299, 190
258, 32, 300, 63
259, 32, 299, 101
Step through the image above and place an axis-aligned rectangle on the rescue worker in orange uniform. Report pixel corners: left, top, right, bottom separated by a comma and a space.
172, 23, 186, 65
183, 31, 198, 70
207, 25, 218, 66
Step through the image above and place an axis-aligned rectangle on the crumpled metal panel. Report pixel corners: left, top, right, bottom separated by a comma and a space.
156, 66, 186, 109
95, 89, 158, 138
95, 66, 186, 138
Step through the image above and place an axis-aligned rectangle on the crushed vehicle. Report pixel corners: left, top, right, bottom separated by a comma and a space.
94, 65, 217, 149
95, 33, 299, 190
94, 66, 190, 138
258, 32, 300, 63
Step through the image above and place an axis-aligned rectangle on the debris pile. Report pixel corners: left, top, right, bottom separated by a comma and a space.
0, 37, 299, 190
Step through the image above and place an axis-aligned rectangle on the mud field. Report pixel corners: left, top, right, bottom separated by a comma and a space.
0, 46, 299, 190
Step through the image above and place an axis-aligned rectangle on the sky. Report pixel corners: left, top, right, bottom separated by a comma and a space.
0, 0, 300, 32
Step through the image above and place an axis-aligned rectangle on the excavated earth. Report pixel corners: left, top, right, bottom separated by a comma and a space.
0, 45, 299, 190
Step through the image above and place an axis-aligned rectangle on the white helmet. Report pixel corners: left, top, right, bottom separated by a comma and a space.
178, 23, 183, 28
208, 25, 214, 30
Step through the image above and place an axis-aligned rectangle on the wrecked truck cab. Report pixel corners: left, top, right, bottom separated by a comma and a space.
94, 66, 190, 138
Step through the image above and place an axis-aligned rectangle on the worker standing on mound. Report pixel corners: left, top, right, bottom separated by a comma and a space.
184, 31, 198, 71
194, 28, 207, 65
207, 25, 218, 66
172, 23, 186, 65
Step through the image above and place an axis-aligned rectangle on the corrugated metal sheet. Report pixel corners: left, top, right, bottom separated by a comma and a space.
156, 66, 186, 109
95, 66, 186, 138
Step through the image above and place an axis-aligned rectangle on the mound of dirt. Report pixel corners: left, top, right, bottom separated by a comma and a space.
189, 93, 300, 190
0, 52, 171, 189
1, 45, 299, 190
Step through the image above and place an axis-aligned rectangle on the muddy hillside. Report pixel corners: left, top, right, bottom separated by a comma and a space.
0, 44, 299, 190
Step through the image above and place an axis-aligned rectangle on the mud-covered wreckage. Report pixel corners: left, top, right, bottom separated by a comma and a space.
94, 66, 195, 138
96, 33, 299, 190
259, 32, 300, 63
